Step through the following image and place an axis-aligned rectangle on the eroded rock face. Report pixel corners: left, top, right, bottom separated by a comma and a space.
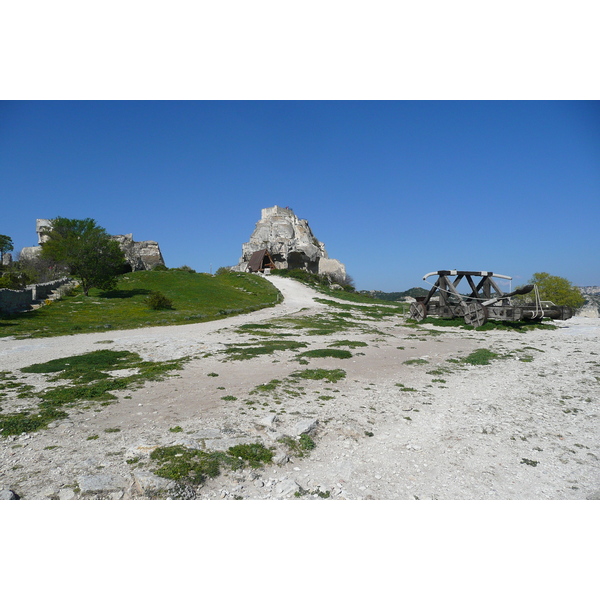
235, 206, 346, 282
110, 234, 165, 271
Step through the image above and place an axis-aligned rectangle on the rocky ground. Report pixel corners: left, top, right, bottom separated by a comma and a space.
1, 276, 599, 500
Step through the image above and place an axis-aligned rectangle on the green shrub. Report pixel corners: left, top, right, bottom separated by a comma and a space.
145, 290, 174, 310
152, 264, 168, 271
174, 265, 196, 273
227, 443, 274, 467
297, 348, 352, 359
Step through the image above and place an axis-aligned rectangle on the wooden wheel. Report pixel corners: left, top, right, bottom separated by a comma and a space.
451, 304, 464, 318
463, 302, 488, 327
409, 301, 427, 322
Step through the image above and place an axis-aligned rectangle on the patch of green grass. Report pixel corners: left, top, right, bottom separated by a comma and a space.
0, 271, 281, 339
251, 379, 283, 394
227, 443, 274, 468
460, 349, 501, 365
403, 358, 429, 366
221, 395, 237, 401
0, 350, 188, 437
314, 297, 405, 321
169, 426, 183, 433
290, 368, 346, 383
150, 442, 273, 485
328, 340, 368, 349
150, 445, 223, 484
224, 340, 307, 361
104, 427, 121, 433
275, 312, 368, 336
279, 434, 316, 457
297, 348, 352, 360
395, 383, 418, 392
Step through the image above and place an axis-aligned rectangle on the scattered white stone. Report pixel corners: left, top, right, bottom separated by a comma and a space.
78, 473, 128, 493
292, 418, 318, 437
274, 478, 299, 498
132, 470, 175, 494
0, 489, 20, 500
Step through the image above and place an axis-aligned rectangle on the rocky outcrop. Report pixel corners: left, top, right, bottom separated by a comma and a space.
234, 206, 346, 282
110, 234, 165, 271
18, 220, 165, 272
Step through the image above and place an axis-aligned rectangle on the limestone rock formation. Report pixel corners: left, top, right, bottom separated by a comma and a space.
19, 219, 165, 271
234, 206, 347, 282
110, 234, 165, 271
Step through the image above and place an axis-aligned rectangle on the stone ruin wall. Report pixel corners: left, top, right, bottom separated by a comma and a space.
0, 277, 75, 314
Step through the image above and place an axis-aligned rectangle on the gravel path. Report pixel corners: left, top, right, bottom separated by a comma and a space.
1, 276, 598, 500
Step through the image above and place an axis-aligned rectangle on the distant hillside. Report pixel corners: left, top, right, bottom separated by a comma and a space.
579, 286, 600, 295
360, 287, 429, 301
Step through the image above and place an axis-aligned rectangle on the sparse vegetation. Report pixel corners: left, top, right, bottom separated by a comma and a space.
224, 339, 307, 361
328, 340, 368, 348
279, 433, 316, 457
0, 350, 188, 436
290, 368, 346, 383
460, 349, 502, 365
149, 442, 273, 485
297, 348, 352, 360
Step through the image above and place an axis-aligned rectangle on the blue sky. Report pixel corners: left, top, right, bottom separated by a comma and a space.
1, 100, 599, 291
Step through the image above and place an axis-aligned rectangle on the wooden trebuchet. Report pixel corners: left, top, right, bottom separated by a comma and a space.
408, 270, 574, 327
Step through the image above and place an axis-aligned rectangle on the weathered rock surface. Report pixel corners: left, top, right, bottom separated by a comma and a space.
0, 489, 20, 500
234, 206, 346, 282
110, 234, 165, 271
77, 473, 129, 493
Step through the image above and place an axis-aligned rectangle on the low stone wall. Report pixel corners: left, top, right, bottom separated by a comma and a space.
0, 277, 74, 314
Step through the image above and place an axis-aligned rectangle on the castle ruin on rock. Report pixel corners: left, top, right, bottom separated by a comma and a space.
19, 219, 165, 271
234, 206, 347, 282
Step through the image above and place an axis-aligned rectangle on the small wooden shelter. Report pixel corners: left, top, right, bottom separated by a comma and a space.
247, 248, 276, 273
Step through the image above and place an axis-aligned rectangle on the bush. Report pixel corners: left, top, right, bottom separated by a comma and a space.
517, 272, 586, 309
145, 290, 174, 310
174, 265, 196, 273
0, 270, 36, 290
152, 264, 168, 271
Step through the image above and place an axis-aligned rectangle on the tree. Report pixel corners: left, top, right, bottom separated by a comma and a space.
520, 272, 585, 309
40, 217, 127, 296
0, 234, 14, 266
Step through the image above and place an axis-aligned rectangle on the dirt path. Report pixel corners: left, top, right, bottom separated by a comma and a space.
1, 276, 599, 500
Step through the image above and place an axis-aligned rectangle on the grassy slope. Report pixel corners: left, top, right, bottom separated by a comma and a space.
0, 271, 280, 339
